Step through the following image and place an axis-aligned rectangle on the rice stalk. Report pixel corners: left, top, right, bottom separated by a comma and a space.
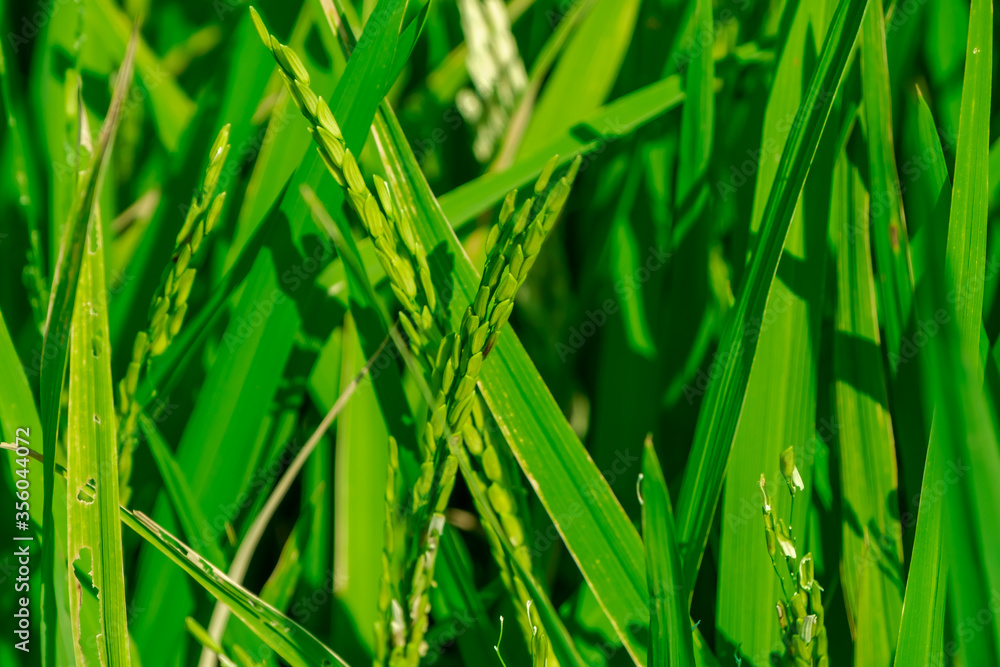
375, 436, 404, 667
455, 0, 528, 162
462, 395, 538, 644
115, 123, 230, 505
394, 155, 579, 662
250, 12, 579, 663
38, 25, 139, 665
761, 447, 828, 667
250, 9, 437, 315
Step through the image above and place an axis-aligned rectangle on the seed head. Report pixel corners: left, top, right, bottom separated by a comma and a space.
499, 190, 517, 225
776, 519, 796, 559
275, 43, 310, 85
763, 510, 776, 558
535, 154, 560, 194
315, 97, 342, 139
249, 7, 270, 46
759, 474, 771, 512
780, 445, 804, 495
801, 614, 817, 644
790, 591, 808, 619
342, 150, 366, 194
798, 553, 815, 591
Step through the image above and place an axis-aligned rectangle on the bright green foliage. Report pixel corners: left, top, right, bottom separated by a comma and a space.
893, 91, 950, 667
251, 12, 578, 663
121, 507, 350, 667
831, 144, 903, 664
35, 22, 138, 667
66, 217, 132, 667
642, 436, 694, 667
760, 456, 829, 667
4, 1, 1000, 666
933, 0, 1000, 663
675, 0, 869, 595
116, 123, 230, 503
861, 0, 915, 374
716, 2, 832, 663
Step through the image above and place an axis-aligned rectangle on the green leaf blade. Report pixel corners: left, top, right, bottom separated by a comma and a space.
832, 144, 903, 664
894, 90, 951, 667
930, 1, 1000, 663
716, 2, 834, 663
66, 220, 132, 666
122, 508, 349, 667
372, 105, 652, 664
860, 0, 915, 373
643, 438, 695, 667
674, 0, 870, 593
38, 26, 137, 667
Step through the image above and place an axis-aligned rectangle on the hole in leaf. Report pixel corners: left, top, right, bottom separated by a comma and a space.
77, 478, 96, 504
71, 548, 101, 665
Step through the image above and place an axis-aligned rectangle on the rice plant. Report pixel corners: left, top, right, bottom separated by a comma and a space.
0, 1, 998, 666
